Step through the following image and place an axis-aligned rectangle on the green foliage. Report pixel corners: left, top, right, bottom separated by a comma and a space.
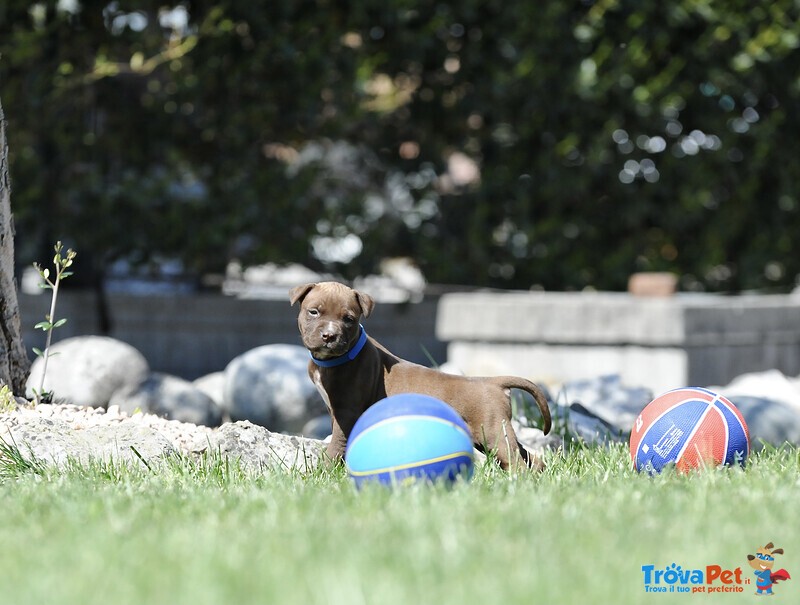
0, 385, 17, 412
2, 1, 800, 291
0, 438, 46, 480
31, 241, 76, 404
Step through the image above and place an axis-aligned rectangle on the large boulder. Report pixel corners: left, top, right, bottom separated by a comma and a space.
109, 372, 223, 427
301, 414, 333, 440
193, 372, 226, 408
560, 374, 653, 435
710, 370, 800, 447
25, 336, 149, 408
223, 344, 327, 433
727, 396, 800, 447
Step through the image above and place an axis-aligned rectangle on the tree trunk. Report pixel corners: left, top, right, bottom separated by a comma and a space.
0, 96, 31, 394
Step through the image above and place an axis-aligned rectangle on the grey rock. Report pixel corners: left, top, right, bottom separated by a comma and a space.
563, 405, 625, 444
205, 420, 324, 472
548, 370, 800, 447
0, 406, 320, 473
110, 373, 223, 427
0, 416, 91, 466
193, 372, 226, 408
709, 371, 800, 447
83, 423, 177, 464
726, 396, 800, 448
25, 336, 149, 408
0, 415, 175, 467
223, 344, 327, 432
301, 414, 332, 440
559, 374, 652, 432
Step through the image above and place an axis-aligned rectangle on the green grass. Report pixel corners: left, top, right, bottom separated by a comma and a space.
0, 443, 798, 605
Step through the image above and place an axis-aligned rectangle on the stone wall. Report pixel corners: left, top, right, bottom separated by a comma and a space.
436, 291, 800, 394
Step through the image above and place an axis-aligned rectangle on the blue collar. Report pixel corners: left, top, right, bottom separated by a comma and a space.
310, 325, 368, 368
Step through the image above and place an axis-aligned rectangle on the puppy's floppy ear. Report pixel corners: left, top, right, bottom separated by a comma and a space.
765, 542, 775, 550
355, 290, 375, 318
289, 283, 316, 306
772, 548, 784, 555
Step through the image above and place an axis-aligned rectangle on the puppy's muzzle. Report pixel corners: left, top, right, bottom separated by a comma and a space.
309, 322, 350, 357
320, 328, 339, 344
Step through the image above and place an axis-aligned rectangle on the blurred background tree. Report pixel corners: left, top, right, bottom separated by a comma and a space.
1, 0, 799, 292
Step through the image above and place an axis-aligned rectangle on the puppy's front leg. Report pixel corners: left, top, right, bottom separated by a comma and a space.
324, 420, 348, 465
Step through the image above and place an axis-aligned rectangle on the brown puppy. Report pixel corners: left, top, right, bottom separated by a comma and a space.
289, 281, 552, 470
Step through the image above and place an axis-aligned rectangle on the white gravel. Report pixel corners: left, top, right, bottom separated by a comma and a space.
2, 402, 215, 456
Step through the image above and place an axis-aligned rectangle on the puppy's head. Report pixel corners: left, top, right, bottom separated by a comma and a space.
289, 282, 374, 360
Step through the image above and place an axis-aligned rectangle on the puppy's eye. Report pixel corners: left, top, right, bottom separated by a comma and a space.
343, 315, 356, 325
308, 308, 320, 317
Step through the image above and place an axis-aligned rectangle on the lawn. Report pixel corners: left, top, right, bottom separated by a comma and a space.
0, 443, 797, 605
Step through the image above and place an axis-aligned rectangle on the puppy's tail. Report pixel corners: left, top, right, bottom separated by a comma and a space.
492, 376, 552, 435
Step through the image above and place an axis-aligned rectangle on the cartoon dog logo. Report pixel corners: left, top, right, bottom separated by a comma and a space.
747, 542, 791, 596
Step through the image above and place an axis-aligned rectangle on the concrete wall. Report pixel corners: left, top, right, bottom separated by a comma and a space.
19, 291, 447, 380
19, 289, 800, 394
436, 291, 800, 394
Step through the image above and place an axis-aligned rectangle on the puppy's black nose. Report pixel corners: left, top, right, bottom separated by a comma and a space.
321, 330, 336, 343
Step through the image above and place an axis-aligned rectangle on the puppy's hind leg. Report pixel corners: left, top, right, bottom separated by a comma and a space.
517, 442, 546, 472
479, 419, 532, 471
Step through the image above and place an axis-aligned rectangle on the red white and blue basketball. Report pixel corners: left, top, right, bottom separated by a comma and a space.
630, 387, 750, 474
345, 394, 474, 487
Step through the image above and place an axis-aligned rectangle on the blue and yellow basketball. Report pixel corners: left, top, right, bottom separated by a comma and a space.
345, 394, 474, 487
